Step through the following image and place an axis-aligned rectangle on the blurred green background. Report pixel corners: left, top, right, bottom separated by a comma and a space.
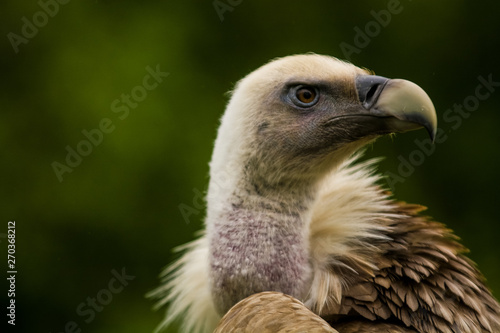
2, 1, 499, 332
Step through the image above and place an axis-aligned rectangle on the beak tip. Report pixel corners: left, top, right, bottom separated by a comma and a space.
428, 127, 437, 143
423, 106, 438, 143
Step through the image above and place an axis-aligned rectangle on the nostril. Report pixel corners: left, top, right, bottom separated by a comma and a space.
355, 75, 390, 108
365, 84, 380, 104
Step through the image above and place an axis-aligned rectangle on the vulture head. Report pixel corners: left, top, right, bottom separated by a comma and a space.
209, 54, 436, 200
150, 54, 499, 333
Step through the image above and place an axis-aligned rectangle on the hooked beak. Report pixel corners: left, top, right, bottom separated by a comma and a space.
356, 75, 437, 142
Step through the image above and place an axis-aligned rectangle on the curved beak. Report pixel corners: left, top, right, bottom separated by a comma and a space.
356, 75, 437, 142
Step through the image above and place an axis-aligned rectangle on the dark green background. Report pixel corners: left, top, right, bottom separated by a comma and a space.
2, 1, 499, 332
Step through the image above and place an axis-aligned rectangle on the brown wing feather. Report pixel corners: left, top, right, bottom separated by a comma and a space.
326, 202, 500, 333
333, 319, 417, 332
214, 291, 337, 333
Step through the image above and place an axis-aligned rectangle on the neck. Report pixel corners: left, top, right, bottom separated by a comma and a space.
207, 174, 317, 315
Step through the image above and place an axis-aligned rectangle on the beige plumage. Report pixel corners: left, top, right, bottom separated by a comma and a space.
149, 54, 500, 333
214, 291, 337, 333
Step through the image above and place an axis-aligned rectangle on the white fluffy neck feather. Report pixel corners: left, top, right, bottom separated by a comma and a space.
306, 154, 396, 314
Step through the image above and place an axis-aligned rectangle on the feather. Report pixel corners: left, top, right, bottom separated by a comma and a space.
147, 235, 220, 333
214, 292, 337, 333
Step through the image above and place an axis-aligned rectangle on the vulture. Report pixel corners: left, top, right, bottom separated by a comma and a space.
149, 54, 500, 333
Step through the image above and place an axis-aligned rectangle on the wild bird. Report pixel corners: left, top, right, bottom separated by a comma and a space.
149, 54, 500, 333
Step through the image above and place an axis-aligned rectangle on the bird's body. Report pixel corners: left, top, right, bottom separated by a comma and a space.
150, 54, 500, 333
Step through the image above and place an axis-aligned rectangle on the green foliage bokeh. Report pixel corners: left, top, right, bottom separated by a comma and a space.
1, 1, 500, 332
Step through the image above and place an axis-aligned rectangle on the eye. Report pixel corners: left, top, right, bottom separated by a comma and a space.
289, 85, 319, 108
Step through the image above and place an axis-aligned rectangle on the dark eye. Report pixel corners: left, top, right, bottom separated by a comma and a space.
289, 85, 319, 108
